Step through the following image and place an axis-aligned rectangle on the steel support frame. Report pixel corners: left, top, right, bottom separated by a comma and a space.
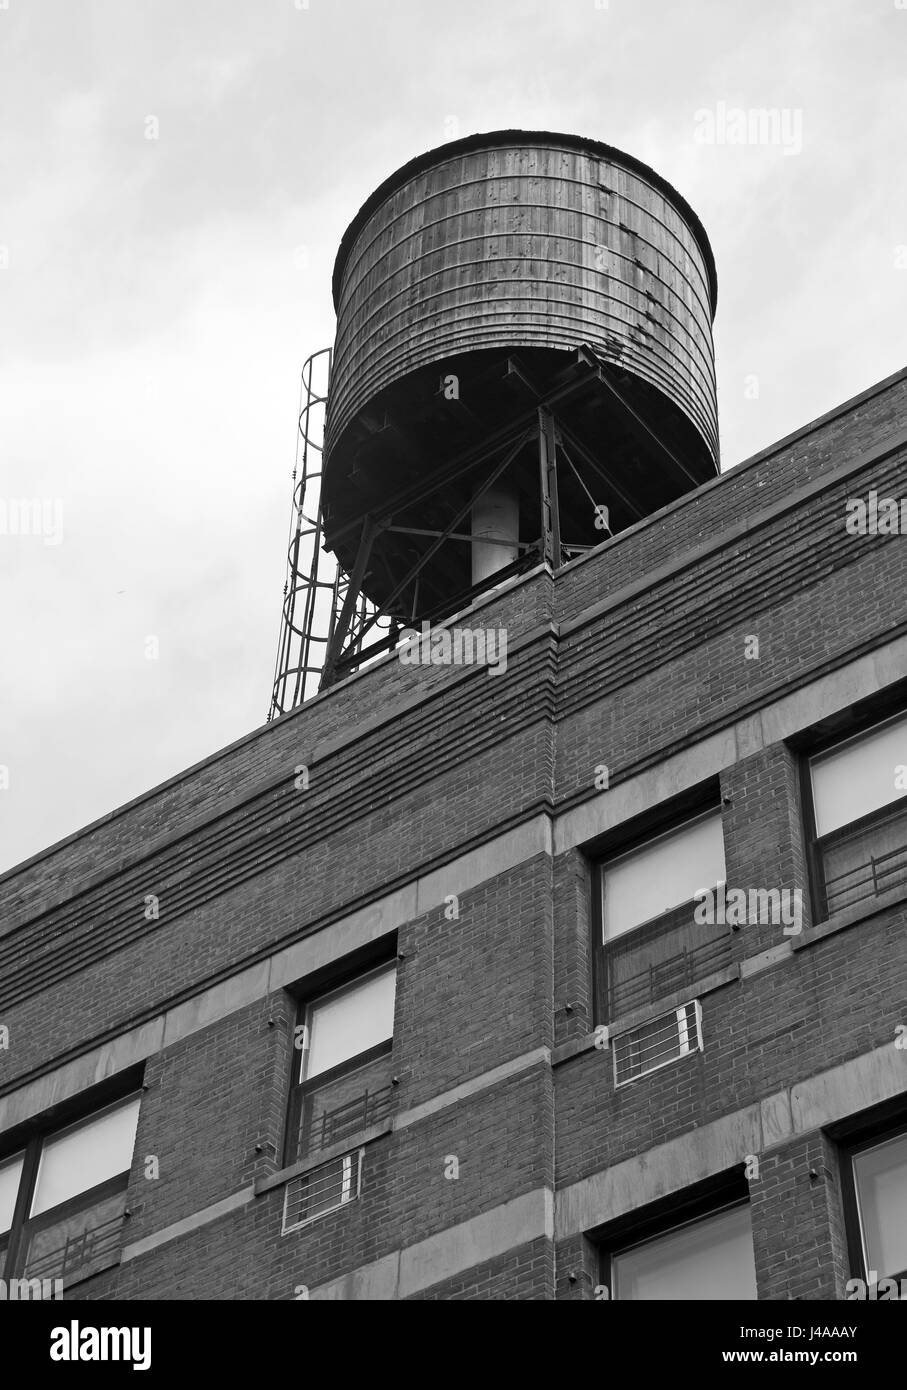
538, 405, 563, 570
317, 344, 687, 689
576, 343, 704, 487
323, 354, 604, 556
320, 514, 383, 688
319, 429, 535, 689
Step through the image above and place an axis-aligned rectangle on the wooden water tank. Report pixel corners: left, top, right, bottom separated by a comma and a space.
322, 130, 719, 614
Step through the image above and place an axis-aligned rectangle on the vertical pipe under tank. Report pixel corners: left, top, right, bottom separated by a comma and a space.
471, 485, 520, 586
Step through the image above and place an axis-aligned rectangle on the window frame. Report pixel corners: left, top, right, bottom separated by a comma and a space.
592, 799, 728, 1024
840, 1119, 907, 1290
285, 957, 397, 1167
802, 707, 907, 921
598, 1176, 756, 1301
0, 1090, 141, 1287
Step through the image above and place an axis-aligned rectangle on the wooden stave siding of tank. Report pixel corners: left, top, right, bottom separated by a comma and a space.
326, 136, 719, 470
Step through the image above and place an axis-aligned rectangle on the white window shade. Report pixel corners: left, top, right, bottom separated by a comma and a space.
613, 1202, 757, 1300
30, 1095, 140, 1218
0, 1152, 24, 1234
812, 715, 907, 837
603, 811, 726, 942
305, 965, 396, 1080
854, 1132, 907, 1279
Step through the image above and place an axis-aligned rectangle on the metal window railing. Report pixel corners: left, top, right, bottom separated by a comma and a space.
23, 1209, 125, 1284
824, 838, 907, 916
607, 926, 731, 1020
308, 1084, 395, 1153
290, 1055, 395, 1165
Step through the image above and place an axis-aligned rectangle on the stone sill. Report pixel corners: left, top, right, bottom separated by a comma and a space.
254, 1120, 393, 1197
553, 884, 907, 1071
59, 1254, 122, 1292
792, 882, 907, 953
551, 962, 740, 1066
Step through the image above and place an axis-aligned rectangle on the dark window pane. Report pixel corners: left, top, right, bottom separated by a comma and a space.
822, 804, 907, 915
294, 1052, 394, 1162
23, 1188, 127, 1285
606, 900, 731, 1018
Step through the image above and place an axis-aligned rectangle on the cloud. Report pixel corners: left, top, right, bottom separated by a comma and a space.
0, 0, 905, 872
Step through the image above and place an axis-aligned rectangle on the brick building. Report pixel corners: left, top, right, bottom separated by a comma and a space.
2, 138, 907, 1302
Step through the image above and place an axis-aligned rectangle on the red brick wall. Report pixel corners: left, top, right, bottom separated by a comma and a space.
750, 1133, 849, 1301
2, 370, 907, 1300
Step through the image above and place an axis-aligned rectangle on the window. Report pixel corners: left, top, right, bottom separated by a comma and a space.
842, 1126, 907, 1289
608, 1201, 757, 1301
596, 807, 728, 1020
0, 1093, 140, 1287
287, 961, 396, 1165
808, 711, 907, 917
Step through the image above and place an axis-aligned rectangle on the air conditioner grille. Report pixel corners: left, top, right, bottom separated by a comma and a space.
282, 1147, 364, 1233
614, 1000, 703, 1087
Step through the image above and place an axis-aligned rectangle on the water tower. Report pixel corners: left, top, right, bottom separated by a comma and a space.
269, 130, 718, 715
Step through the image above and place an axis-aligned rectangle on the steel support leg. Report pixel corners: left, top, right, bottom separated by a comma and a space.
538, 406, 562, 570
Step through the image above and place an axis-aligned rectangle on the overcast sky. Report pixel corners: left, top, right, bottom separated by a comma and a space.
1, 0, 905, 876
